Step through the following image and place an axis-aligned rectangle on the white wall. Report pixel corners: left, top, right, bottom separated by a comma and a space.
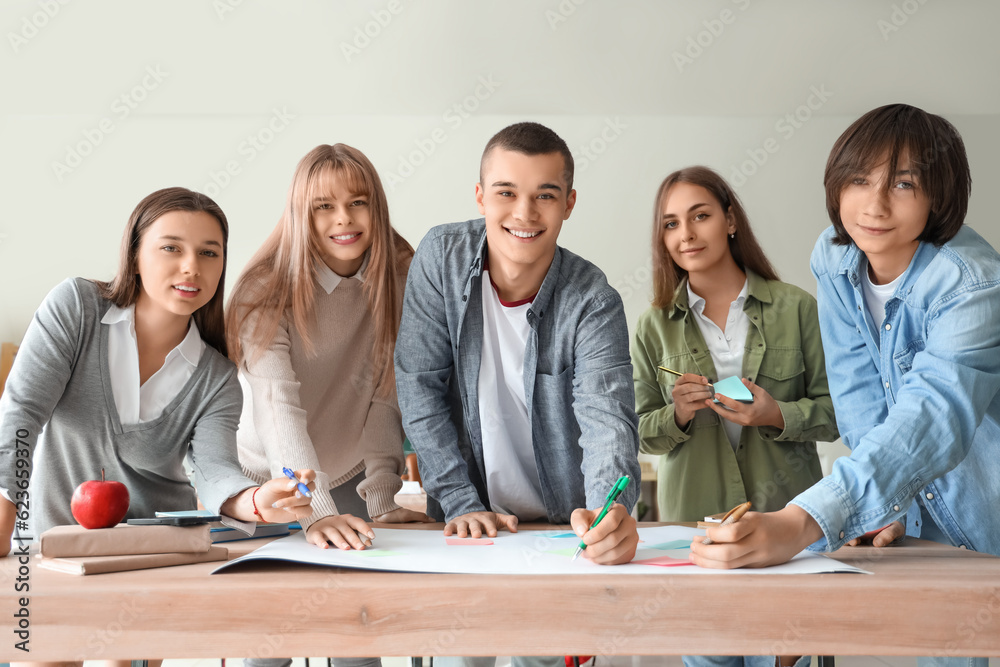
3, 0, 998, 340
2, 2, 998, 467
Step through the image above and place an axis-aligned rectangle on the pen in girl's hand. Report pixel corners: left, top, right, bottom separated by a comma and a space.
282, 467, 313, 498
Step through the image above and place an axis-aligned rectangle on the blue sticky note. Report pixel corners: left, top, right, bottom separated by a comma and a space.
712, 375, 754, 403
647, 540, 692, 551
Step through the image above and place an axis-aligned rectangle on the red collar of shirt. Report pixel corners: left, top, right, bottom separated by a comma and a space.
483, 257, 536, 307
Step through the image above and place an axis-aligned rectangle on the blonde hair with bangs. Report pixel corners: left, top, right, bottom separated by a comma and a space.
227, 144, 413, 396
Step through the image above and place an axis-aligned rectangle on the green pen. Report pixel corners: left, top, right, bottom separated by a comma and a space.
571, 475, 631, 562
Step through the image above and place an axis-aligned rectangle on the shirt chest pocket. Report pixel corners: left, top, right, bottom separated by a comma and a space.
755, 348, 805, 401
893, 339, 925, 375
658, 354, 705, 400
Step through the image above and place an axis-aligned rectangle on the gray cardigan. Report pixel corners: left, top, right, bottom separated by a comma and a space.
0, 278, 255, 536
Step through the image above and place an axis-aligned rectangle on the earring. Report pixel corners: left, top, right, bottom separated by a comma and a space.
729, 232, 736, 239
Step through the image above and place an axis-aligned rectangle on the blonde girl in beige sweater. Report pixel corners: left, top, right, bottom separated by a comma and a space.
227, 144, 430, 557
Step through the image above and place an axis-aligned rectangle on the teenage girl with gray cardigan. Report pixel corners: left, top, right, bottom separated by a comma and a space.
0, 187, 315, 559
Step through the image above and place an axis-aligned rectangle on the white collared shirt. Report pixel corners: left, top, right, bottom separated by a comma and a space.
101, 304, 205, 424
315, 252, 368, 294
687, 279, 750, 450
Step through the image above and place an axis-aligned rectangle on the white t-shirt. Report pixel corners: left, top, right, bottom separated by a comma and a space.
687, 279, 750, 451
478, 270, 547, 521
861, 259, 904, 332
102, 304, 204, 424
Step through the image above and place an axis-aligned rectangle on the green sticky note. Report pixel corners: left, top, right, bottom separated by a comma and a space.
357, 549, 403, 557
544, 547, 578, 557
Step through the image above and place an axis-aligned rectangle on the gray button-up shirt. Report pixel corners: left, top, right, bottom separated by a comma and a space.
395, 218, 640, 523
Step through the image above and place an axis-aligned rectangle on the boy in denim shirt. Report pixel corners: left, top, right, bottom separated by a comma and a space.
395, 122, 641, 576
691, 104, 1000, 587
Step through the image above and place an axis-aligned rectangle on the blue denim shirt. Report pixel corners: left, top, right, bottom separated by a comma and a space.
796, 225, 1000, 555
394, 219, 641, 523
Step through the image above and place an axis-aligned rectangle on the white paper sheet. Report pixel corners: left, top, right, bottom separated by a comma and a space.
212, 525, 869, 575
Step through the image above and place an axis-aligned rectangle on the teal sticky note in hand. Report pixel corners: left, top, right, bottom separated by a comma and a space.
712, 375, 754, 404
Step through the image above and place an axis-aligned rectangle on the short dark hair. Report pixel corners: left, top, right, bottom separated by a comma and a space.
480, 122, 575, 191
824, 104, 971, 246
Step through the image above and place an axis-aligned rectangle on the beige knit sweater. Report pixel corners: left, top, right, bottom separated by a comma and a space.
235, 269, 404, 530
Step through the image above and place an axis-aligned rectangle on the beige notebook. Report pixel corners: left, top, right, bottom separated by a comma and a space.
37, 545, 229, 575
40, 523, 212, 557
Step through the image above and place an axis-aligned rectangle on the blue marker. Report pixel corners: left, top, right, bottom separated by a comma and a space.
282, 467, 312, 498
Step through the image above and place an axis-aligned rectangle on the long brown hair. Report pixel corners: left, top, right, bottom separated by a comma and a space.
95, 187, 230, 356
227, 144, 413, 396
650, 166, 778, 309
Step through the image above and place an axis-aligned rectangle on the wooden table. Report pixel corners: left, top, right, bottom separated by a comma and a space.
3, 523, 999, 661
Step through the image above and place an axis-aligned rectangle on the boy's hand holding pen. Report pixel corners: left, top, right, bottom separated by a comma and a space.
690, 502, 824, 569
569, 475, 639, 565
700, 501, 751, 545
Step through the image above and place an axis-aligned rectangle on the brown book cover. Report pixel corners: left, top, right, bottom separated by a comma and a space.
36, 545, 229, 575
39, 523, 212, 557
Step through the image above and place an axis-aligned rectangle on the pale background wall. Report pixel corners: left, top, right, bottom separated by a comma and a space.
3, 1, 999, 468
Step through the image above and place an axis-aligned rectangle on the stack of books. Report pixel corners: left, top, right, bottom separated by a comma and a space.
37, 523, 229, 575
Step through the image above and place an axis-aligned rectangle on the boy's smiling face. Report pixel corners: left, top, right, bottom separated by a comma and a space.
839, 150, 932, 284
475, 148, 576, 296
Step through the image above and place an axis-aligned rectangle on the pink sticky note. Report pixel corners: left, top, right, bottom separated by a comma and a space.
445, 538, 494, 546
632, 555, 693, 567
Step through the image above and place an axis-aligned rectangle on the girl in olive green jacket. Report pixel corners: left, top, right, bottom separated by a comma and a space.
631, 166, 838, 523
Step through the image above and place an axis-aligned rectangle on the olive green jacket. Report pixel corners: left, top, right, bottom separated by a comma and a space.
631, 271, 838, 521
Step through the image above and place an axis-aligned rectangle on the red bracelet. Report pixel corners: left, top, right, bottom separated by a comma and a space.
252, 486, 268, 523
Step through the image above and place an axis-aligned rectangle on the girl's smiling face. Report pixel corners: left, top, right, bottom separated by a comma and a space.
660, 182, 736, 277
135, 209, 225, 320
311, 174, 373, 277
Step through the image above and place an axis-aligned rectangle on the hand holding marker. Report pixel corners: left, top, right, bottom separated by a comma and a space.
701, 501, 751, 545
283, 467, 375, 548
658, 365, 715, 397
282, 467, 312, 498
572, 475, 631, 562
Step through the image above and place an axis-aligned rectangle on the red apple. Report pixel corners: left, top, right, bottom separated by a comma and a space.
70, 469, 130, 529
